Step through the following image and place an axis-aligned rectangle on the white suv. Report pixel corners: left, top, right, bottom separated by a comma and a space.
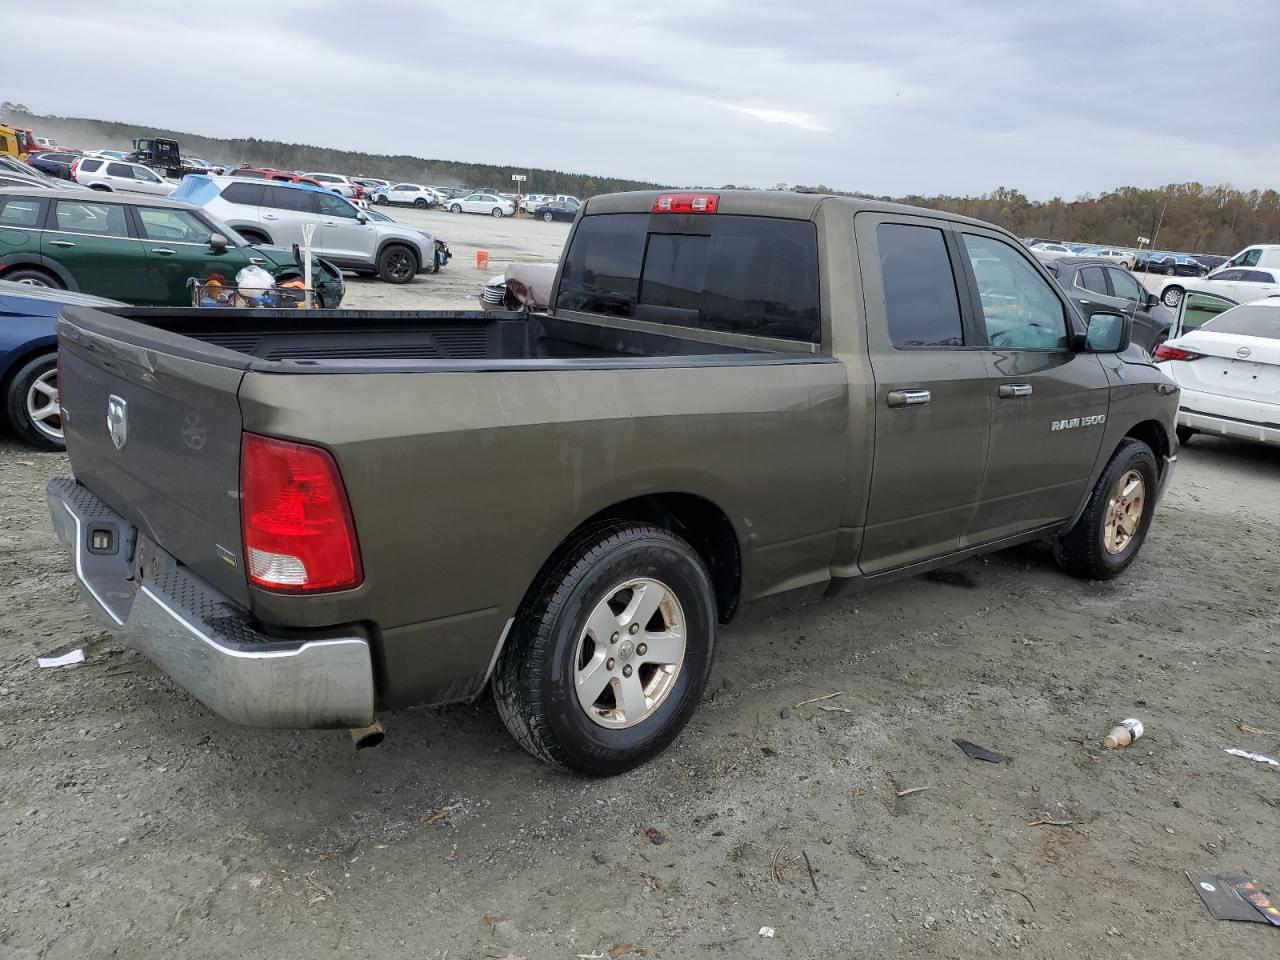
171, 175, 445, 283
72, 158, 172, 196
378, 183, 437, 208
303, 172, 358, 198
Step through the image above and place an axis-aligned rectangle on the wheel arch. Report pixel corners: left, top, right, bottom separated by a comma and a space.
523, 493, 742, 626
0, 255, 78, 291
375, 236, 425, 269
1124, 419, 1171, 466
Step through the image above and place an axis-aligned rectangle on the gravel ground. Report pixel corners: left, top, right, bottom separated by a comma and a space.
1, 214, 1278, 959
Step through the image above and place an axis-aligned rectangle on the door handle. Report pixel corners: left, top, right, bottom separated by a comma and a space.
323, 221, 338, 226
249, 257, 266, 265
49, 239, 77, 248
998, 383, 1033, 399
150, 247, 175, 256
886, 388, 932, 408
263, 214, 279, 221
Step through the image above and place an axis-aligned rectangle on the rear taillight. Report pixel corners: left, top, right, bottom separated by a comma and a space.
240, 433, 362, 593
70, 159, 80, 177
1153, 344, 1203, 362
652, 192, 719, 214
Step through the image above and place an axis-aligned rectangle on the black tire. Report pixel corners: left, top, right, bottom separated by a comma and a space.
492, 522, 717, 776
375, 195, 388, 205
450, 203, 462, 214
414, 198, 428, 209
1176, 426, 1195, 446
1161, 285, 1183, 308
2, 267, 63, 289
542, 211, 553, 222
1055, 439, 1159, 581
376, 244, 417, 284
5, 352, 64, 450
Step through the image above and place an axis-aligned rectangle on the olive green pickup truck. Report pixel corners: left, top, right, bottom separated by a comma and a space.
47, 190, 1179, 775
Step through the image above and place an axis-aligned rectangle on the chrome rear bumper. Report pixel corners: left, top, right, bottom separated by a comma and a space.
47, 476, 375, 728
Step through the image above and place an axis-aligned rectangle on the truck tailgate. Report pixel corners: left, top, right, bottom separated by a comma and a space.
58, 317, 250, 607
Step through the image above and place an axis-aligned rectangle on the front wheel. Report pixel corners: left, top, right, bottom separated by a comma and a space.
6, 353, 64, 449
492, 523, 717, 776
1161, 286, 1183, 308
450, 203, 462, 214
414, 198, 428, 209
1055, 438, 1159, 580
376, 244, 417, 284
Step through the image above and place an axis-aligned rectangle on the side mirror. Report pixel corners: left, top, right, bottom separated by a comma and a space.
1145, 292, 1160, 309
209, 232, 228, 252
1079, 312, 1132, 353
357, 211, 369, 223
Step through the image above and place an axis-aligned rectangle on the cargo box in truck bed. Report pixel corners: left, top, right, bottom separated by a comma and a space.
48, 189, 1179, 776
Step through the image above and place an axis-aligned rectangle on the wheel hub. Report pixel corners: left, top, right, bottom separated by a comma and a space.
1103, 469, 1145, 555
573, 577, 686, 729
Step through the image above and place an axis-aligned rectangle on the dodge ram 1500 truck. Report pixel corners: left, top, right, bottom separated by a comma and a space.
47, 190, 1179, 775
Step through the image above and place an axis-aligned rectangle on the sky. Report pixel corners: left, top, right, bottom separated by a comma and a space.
7, 0, 1279, 200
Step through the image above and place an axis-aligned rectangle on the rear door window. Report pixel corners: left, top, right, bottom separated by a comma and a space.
106, 162, 135, 178
1242, 270, 1274, 283
876, 223, 964, 347
54, 199, 130, 237
557, 213, 821, 341
1077, 265, 1108, 295
267, 186, 314, 213
221, 182, 265, 206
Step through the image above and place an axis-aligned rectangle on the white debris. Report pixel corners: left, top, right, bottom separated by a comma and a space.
1225, 748, 1280, 768
758, 926, 776, 938
37, 649, 85, 669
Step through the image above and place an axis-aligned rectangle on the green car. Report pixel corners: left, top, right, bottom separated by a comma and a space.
0, 187, 344, 306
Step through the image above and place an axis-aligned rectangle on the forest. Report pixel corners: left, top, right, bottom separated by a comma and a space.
6, 104, 1278, 255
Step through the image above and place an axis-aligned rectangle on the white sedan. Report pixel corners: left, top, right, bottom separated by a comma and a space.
447, 192, 515, 217
1155, 292, 1280, 447
1156, 267, 1280, 309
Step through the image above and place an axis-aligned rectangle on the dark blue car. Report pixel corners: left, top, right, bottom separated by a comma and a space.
1, 279, 121, 448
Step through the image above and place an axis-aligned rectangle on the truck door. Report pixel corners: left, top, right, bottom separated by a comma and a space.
854, 214, 992, 574
953, 229, 1110, 541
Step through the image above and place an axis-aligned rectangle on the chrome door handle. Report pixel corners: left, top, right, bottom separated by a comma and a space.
886, 388, 932, 408
998, 383, 1033, 399
151, 247, 175, 256
49, 239, 77, 248
249, 257, 266, 265
263, 214, 279, 221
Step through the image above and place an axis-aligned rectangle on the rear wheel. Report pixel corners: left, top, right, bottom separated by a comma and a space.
1055, 439, 1158, 580
375, 195, 388, 205
376, 244, 417, 284
2, 267, 62, 288
5, 353, 63, 450
491, 207, 504, 218
414, 198, 428, 209
493, 523, 717, 776
1161, 285, 1184, 308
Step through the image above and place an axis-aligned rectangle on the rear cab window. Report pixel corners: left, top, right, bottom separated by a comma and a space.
557, 212, 821, 342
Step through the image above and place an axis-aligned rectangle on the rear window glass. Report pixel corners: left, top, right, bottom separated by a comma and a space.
78, 158, 103, 172
221, 182, 265, 206
1203, 303, 1280, 339
557, 213, 821, 342
0, 196, 44, 227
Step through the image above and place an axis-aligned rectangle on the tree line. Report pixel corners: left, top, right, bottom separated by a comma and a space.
7, 105, 1277, 254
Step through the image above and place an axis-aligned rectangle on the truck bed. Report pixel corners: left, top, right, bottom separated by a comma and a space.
72, 306, 806, 371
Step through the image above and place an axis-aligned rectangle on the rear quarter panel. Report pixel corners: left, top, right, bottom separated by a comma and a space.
238, 361, 850, 708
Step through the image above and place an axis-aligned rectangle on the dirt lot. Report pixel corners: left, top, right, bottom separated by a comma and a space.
2, 213, 1278, 959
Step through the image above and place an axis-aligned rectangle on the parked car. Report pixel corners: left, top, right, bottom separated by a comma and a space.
72, 158, 172, 196
303, 172, 361, 198
377, 183, 437, 208
447, 192, 515, 217
353, 177, 389, 194
1155, 293, 1280, 448
172, 175, 443, 282
1213, 244, 1280, 274
228, 167, 325, 188
27, 152, 80, 179
1146, 253, 1206, 277
0, 187, 344, 307
1041, 256, 1171, 352
33, 137, 59, 150
45, 190, 1177, 775
0, 156, 59, 181
533, 199, 579, 222
1193, 254, 1229, 273
1029, 241, 1072, 258
0, 173, 62, 190
1155, 267, 1280, 309
87, 150, 128, 162
0, 280, 123, 449
1079, 247, 1137, 269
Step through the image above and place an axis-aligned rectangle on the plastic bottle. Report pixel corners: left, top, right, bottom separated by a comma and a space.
1103, 718, 1144, 749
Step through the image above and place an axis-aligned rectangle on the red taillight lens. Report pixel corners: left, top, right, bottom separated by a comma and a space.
70, 159, 80, 177
1153, 343, 1203, 362
651, 192, 719, 214
240, 433, 362, 593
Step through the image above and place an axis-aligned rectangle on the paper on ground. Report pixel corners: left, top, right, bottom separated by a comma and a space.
1225, 748, 1280, 768
37, 649, 85, 669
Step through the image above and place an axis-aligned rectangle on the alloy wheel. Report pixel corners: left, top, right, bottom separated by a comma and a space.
1103, 469, 1145, 555
25, 368, 63, 442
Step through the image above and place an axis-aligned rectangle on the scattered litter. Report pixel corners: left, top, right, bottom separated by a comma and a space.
1234, 880, 1280, 926
37, 649, 85, 669
1188, 872, 1279, 924
896, 787, 929, 798
1226, 748, 1280, 768
1240, 724, 1279, 737
818, 705, 856, 714
643, 826, 667, 845
1103, 718, 1144, 749
953, 738, 1009, 763
802, 850, 819, 893
575, 953, 605, 959
758, 926, 776, 938
794, 691, 842, 709
1028, 816, 1074, 827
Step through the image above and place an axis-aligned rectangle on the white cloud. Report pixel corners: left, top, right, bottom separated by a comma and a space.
709, 101, 831, 133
